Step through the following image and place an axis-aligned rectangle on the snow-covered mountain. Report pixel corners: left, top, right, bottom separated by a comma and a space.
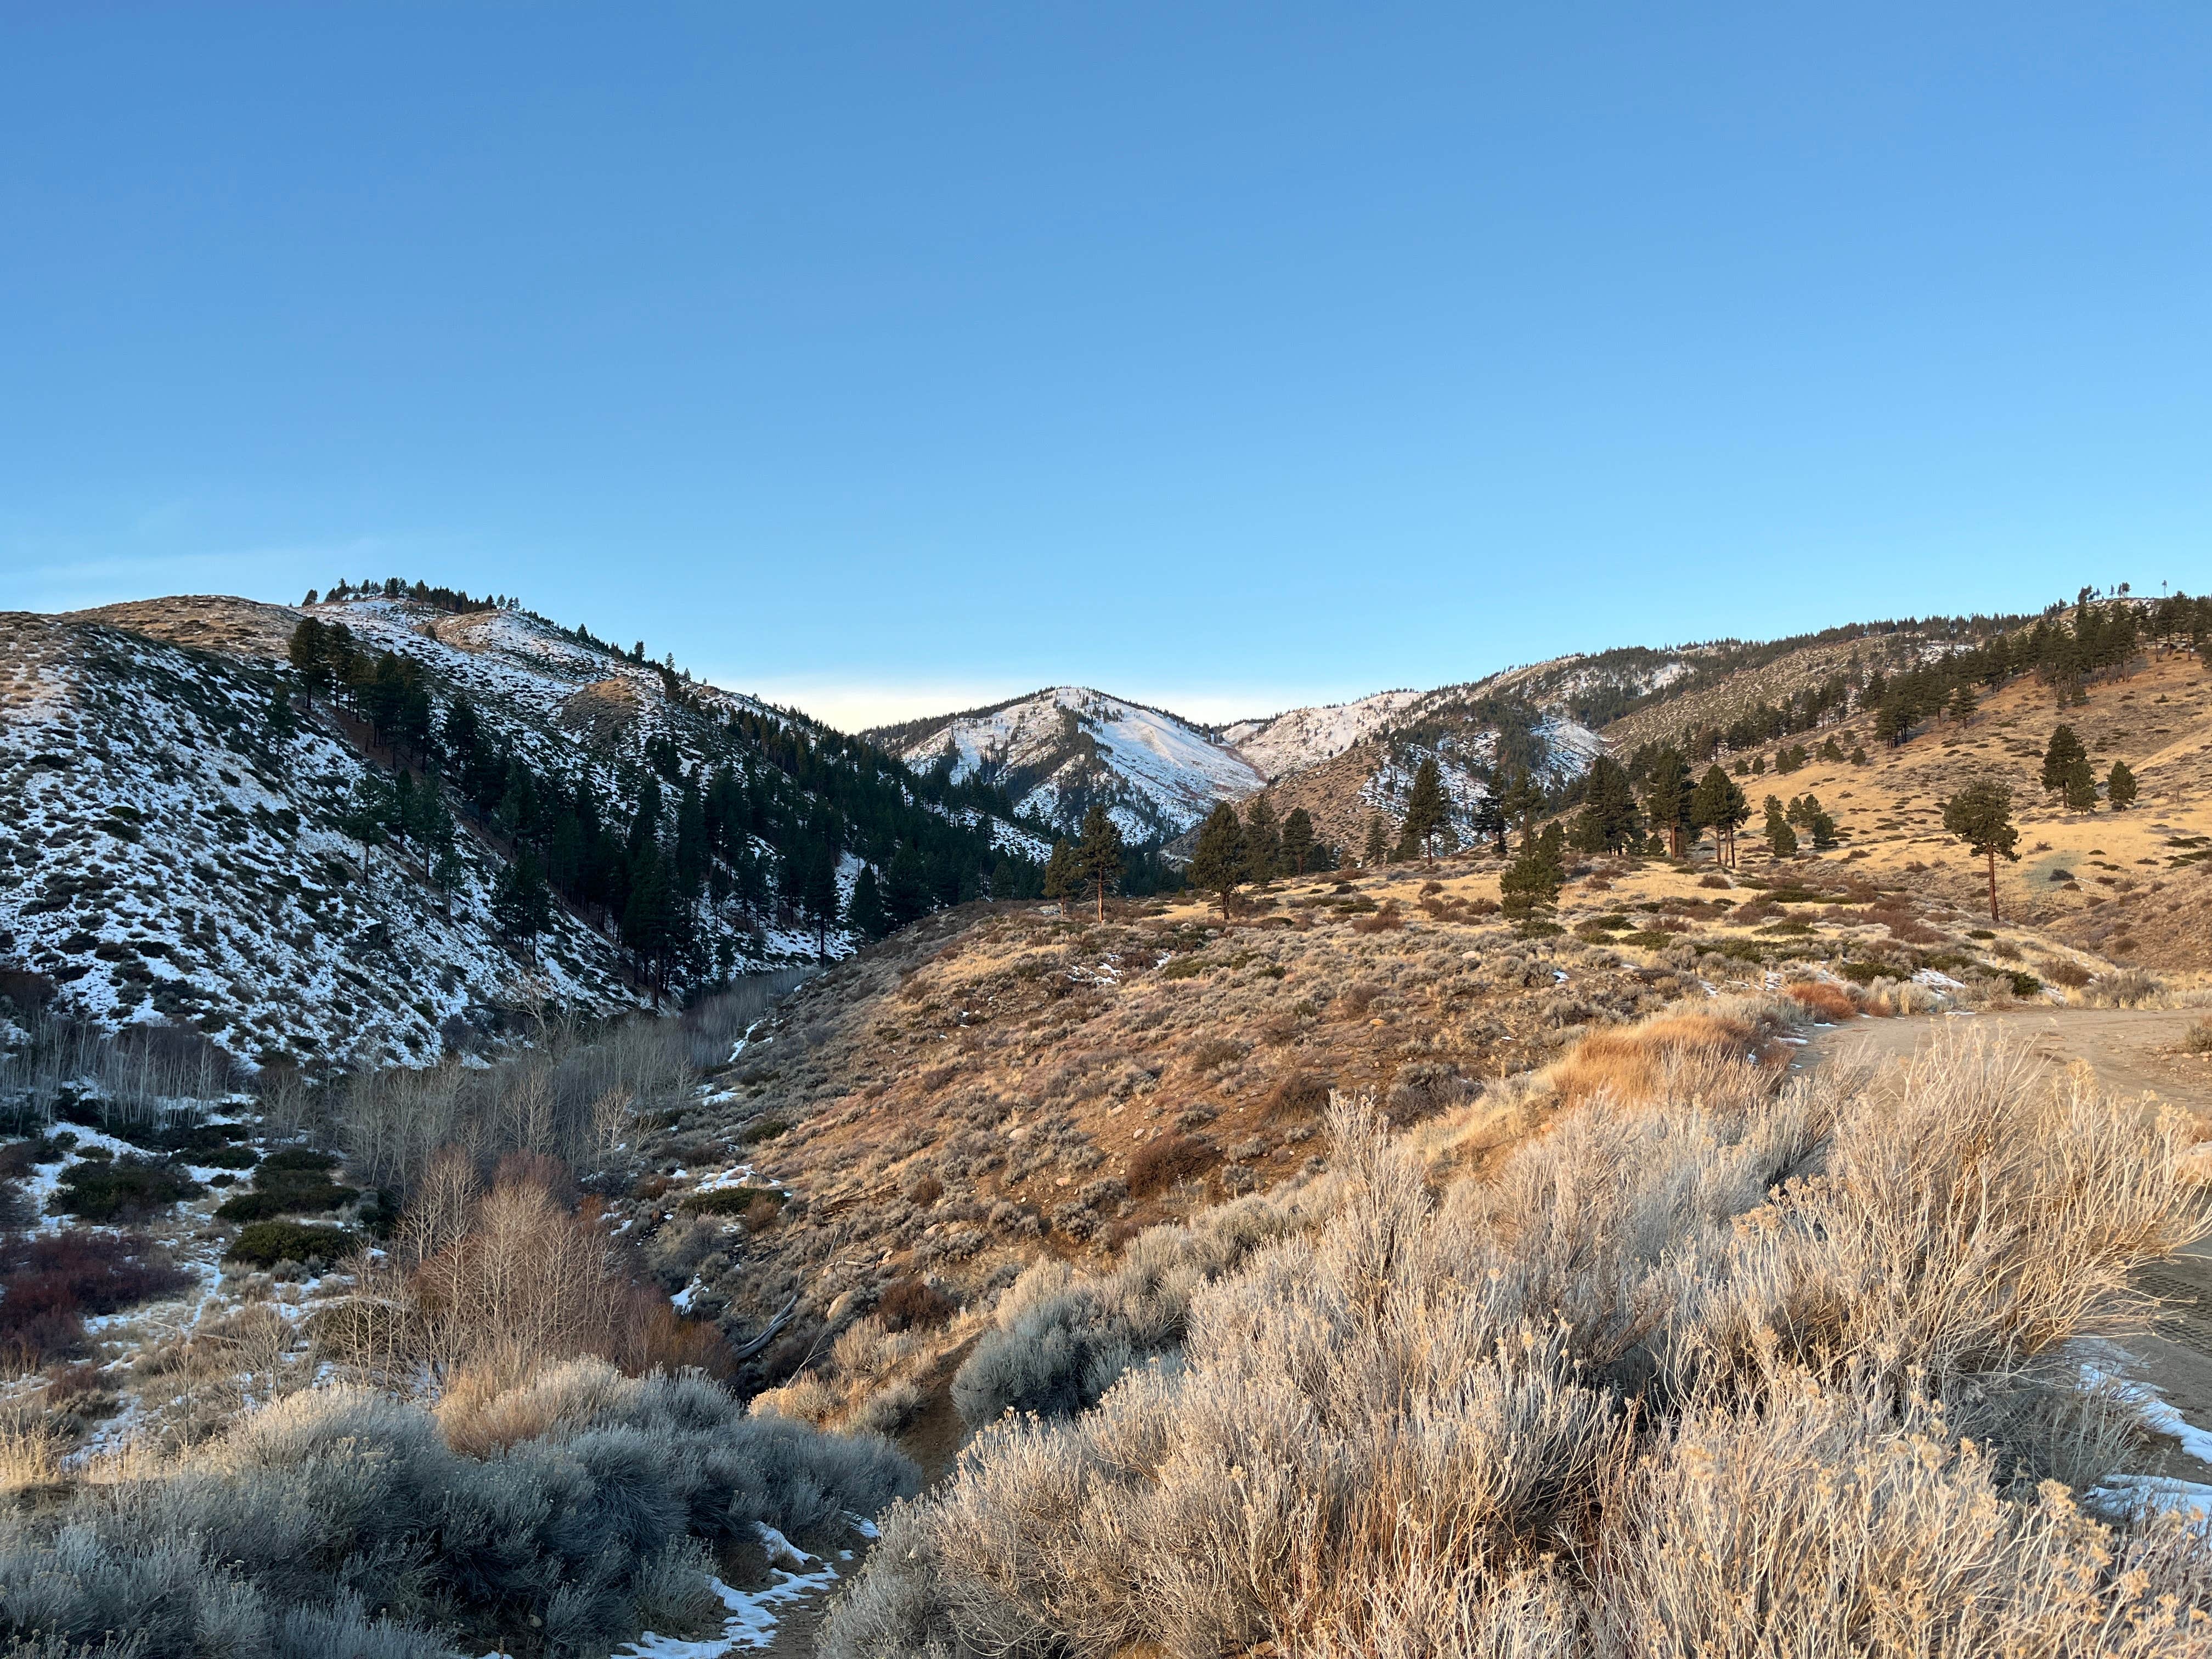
0, 591, 1042, 1072
877, 686, 1265, 844
1219, 688, 1430, 780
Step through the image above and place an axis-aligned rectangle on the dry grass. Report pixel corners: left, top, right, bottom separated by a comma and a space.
1543, 995, 1797, 1109
1782, 979, 1859, 1023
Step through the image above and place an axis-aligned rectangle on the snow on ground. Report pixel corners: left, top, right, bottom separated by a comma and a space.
1221, 687, 1429, 780
616, 1523, 847, 1657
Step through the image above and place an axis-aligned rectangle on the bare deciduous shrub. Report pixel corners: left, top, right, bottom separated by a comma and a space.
877, 1277, 954, 1333
1126, 1133, 1216, 1197
2082, 967, 2163, 1008
0, 1233, 189, 1370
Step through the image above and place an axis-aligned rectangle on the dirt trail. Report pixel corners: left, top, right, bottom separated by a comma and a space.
1805, 1006, 2212, 1487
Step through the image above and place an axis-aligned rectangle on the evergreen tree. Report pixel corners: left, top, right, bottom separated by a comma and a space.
1641, 749, 1694, 860
629, 773, 664, 857
621, 846, 678, 998
1763, 795, 1798, 860
885, 844, 930, 926
849, 865, 889, 938
336, 774, 392, 879
1570, 756, 1641, 855
801, 842, 842, 960
492, 847, 554, 947
2063, 758, 2099, 814
1242, 796, 1283, 883
2040, 725, 2087, 794
1947, 682, 1978, 724
2107, 759, 2138, 811
1500, 768, 1545, 850
1363, 814, 1391, 867
1850, 746, 1868, 766
1042, 839, 1079, 906
1188, 803, 1247, 921
1873, 698, 1912, 747
1074, 804, 1126, 922
1280, 807, 1316, 876
674, 777, 709, 898
1942, 776, 2020, 921
1400, 758, 1448, 864
1468, 786, 1507, 858
266, 686, 297, 742
1500, 822, 1565, 919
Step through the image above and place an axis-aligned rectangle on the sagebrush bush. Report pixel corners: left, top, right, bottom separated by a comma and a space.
824, 1037, 2212, 1658
0, 1359, 916, 1659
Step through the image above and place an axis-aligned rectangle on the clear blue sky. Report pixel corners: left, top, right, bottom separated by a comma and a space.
4, 6, 2207, 731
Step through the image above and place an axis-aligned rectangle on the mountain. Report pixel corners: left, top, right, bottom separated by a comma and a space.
872, 686, 1265, 844
0, 586, 1046, 1072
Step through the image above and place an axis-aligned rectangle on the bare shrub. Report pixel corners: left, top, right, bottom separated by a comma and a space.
0, 1233, 190, 1371
1126, 1133, 1216, 1197
1781, 979, 1857, 1023
2083, 967, 2163, 1008
877, 1277, 955, 1333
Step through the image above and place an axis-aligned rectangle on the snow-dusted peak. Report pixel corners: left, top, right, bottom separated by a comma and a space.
894, 686, 1263, 841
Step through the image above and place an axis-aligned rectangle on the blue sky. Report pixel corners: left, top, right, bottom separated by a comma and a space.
3, 6, 2208, 731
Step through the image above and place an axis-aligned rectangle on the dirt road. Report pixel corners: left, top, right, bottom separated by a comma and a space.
1806, 1006, 2212, 1488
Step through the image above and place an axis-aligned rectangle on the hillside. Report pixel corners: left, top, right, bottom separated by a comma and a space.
874, 686, 1264, 843
0, 588, 1045, 1070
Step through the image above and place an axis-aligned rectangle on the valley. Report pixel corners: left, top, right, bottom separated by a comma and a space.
1, 580, 2210, 1657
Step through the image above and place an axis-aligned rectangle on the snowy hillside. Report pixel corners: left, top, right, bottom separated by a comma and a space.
0, 591, 1043, 1071
1220, 688, 1429, 780
885, 686, 1265, 842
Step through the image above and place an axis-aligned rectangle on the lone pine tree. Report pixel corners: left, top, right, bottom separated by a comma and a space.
1189, 803, 1247, 921
1401, 758, 1449, 864
1500, 822, 1566, 919
1943, 776, 2020, 921
1074, 803, 1125, 922
2107, 759, 2138, 811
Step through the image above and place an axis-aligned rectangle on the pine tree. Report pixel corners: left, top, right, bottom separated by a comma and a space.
2063, 758, 2099, 814
1947, 682, 1978, 724
2107, 759, 2138, 811
1468, 786, 1507, 858
1500, 823, 1565, 919
1280, 807, 1316, 875
1943, 776, 2019, 921
622, 847, 677, 998
337, 774, 392, 879
1763, 795, 1798, 860
1042, 839, 1079, 906
1074, 804, 1125, 922
266, 686, 297, 742
1242, 796, 1283, 883
1849, 745, 1867, 766
492, 847, 554, 947
801, 842, 842, 960
1500, 769, 1545, 850
2040, 725, 2087, 794
849, 865, 889, 938
1189, 803, 1247, 922
1641, 749, 1694, 860
1571, 756, 1641, 855
1363, 814, 1391, 868
885, 844, 930, 926
1401, 758, 1448, 864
